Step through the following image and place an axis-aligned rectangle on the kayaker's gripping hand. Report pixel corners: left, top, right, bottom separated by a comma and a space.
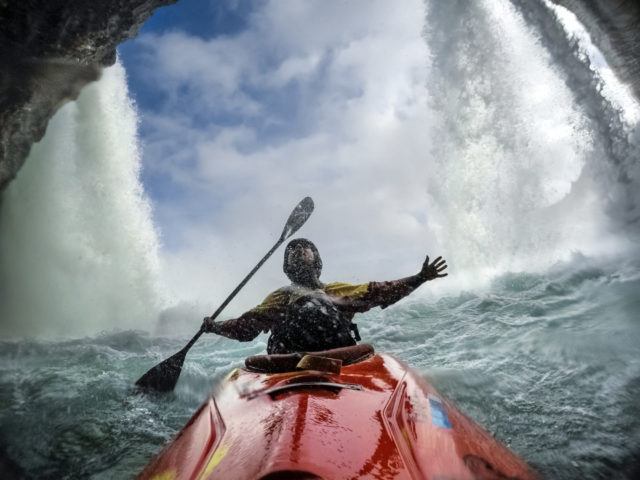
202, 316, 218, 333
417, 255, 448, 282
201, 313, 268, 341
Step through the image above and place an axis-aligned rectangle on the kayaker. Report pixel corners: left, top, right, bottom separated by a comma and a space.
203, 238, 447, 354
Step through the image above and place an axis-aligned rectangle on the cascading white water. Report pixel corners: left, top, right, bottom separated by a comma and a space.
422, 0, 638, 285
0, 60, 162, 338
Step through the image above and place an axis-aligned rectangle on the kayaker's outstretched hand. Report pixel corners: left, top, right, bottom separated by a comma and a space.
418, 255, 448, 281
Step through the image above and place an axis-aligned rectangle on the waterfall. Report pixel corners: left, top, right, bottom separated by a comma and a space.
0, 60, 162, 337
422, 0, 639, 282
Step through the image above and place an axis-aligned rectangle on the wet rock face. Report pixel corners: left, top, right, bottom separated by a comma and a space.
0, 0, 175, 191
551, 0, 640, 100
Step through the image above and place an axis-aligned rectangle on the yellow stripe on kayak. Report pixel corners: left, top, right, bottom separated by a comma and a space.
150, 470, 176, 480
199, 443, 230, 479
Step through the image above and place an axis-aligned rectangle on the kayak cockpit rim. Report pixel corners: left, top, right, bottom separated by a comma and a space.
241, 380, 364, 400
244, 343, 375, 374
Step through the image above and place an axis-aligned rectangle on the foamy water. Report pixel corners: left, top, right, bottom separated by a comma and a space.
1, 256, 639, 478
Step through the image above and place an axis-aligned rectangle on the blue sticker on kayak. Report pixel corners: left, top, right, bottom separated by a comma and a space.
429, 396, 452, 429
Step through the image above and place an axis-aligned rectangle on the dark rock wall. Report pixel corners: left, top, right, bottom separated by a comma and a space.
550, 0, 640, 101
0, 0, 175, 190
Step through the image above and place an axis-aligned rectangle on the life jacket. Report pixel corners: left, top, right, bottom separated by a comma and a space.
267, 292, 357, 355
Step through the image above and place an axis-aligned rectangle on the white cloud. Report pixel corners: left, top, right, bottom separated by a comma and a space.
129, 0, 437, 314
265, 53, 322, 88
125, 0, 621, 318
136, 31, 262, 116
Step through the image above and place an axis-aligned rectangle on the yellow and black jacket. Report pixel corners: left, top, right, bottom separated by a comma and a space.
210, 275, 425, 353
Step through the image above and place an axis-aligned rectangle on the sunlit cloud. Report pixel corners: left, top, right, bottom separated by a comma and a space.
120, 0, 624, 324
123, 0, 437, 316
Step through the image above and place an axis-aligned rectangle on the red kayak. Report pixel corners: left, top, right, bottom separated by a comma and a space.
138, 345, 538, 479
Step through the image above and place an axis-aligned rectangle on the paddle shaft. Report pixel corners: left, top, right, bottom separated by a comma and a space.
135, 196, 313, 391
179, 236, 286, 355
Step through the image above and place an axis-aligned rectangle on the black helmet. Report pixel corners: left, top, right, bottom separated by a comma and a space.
283, 238, 322, 283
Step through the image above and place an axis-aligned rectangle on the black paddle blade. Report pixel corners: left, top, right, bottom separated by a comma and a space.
281, 196, 314, 240
135, 348, 188, 392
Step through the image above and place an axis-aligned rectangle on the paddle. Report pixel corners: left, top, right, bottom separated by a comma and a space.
135, 197, 315, 392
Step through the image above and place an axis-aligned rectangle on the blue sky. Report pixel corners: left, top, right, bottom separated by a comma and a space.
118, 1, 382, 234
119, 1, 275, 210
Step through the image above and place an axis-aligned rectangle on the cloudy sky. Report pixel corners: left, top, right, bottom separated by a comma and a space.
118, 0, 444, 314
116, 0, 639, 318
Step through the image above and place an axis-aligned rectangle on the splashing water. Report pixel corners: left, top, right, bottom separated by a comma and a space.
1, 257, 639, 478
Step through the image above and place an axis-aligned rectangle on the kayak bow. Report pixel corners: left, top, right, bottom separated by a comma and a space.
138, 346, 538, 479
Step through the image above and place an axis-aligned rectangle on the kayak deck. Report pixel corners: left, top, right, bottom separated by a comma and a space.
139, 353, 538, 479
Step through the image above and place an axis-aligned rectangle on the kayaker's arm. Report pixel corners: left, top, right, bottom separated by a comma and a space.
365, 276, 425, 309
202, 289, 288, 342
335, 255, 447, 312
203, 312, 272, 342
370, 255, 448, 309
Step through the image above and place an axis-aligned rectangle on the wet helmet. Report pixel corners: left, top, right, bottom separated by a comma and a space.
283, 238, 323, 283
